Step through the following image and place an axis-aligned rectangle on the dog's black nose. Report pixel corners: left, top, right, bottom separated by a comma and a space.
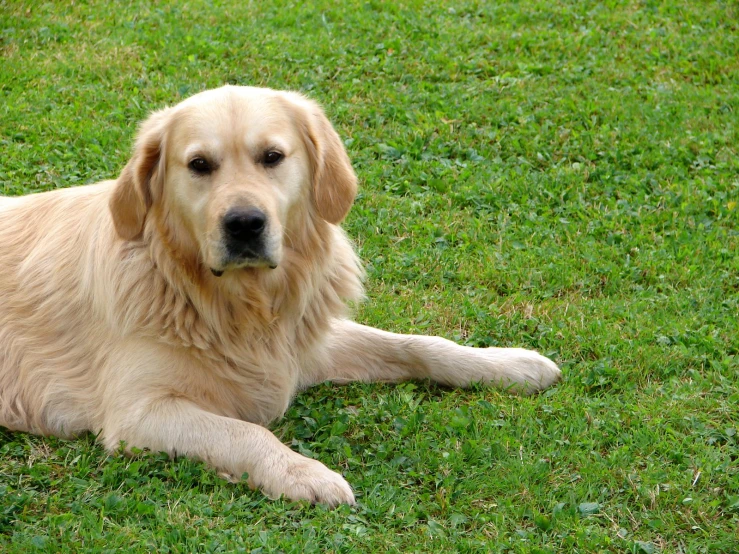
223, 208, 266, 242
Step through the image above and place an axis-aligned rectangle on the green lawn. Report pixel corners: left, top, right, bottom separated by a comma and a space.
1, 0, 738, 552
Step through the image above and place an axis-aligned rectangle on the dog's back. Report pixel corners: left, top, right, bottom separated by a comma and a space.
0, 195, 24, 212
0, 184, 115, 437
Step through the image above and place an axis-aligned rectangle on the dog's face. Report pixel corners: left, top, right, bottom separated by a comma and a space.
167, 88, 310, 273
109, 86, 357, 276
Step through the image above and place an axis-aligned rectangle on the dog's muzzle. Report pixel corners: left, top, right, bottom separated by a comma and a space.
210, 208, 277, 276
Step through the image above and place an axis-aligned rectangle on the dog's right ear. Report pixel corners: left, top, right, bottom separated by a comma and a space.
110, 108, 171, 240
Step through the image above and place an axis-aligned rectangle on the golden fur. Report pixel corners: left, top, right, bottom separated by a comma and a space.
0, 86, 561, 505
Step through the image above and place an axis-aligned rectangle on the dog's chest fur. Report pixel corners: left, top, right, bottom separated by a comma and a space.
113, 221, 364, 424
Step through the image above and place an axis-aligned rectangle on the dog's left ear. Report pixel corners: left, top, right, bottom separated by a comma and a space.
282, 93, 357, 224
110, 107, 172, 240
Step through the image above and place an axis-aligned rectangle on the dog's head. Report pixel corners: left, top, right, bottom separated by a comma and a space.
109, 86, 357, 275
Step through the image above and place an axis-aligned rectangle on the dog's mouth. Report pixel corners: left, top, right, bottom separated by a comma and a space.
210, 255, 278, 277
210, 264, 278, 277
208, 235, 281, 277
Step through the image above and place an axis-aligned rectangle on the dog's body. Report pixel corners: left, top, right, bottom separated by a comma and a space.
0, 86, 560, 505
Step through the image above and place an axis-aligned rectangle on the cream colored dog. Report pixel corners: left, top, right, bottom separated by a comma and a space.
0, 86, 561, 506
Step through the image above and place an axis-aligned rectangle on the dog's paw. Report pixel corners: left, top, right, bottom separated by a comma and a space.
260, 456, 355, 507
480, 347, 562, 395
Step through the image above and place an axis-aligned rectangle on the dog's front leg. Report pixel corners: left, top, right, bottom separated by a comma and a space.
304, 319, 561, 394
101, 397, 354, 506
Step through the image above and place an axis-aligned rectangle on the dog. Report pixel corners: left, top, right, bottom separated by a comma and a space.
0, 86, 561, 506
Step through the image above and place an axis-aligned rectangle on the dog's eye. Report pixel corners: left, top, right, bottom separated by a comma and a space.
262, 151, 284, 167
189, 157, 212, 174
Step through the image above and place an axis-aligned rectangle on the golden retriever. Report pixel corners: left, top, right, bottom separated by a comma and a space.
0, 86, 561, 506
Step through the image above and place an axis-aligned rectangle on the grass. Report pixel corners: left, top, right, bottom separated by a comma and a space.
1, 0, 738, 551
